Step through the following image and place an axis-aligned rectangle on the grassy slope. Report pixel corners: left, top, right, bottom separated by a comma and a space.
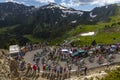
23, 34, 63, 45
23, 16, 120, 45
65, 5, 120, 45
0, 25, 18, 34
1, 17, 120, 46
23, 35, 42, 43
23, 34, 43, 43
102, 68, 120, 80
65, 16, 120, 45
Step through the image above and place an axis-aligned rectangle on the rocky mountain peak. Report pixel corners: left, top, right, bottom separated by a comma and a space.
40, 3, 68, 10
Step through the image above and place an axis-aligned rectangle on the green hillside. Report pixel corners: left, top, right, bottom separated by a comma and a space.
64, 4, 120, 45
2, 15, 120, 47
102, 67, 120, 80
65, 16, 120, 46
0, 3, 120, 48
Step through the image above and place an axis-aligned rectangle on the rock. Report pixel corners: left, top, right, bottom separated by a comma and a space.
10, 60, 19, 78
0, 49, 20, 80
0, 50, 11, 80
21, 77, 30, 80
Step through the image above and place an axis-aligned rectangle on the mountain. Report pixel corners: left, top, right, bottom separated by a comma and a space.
31, 3, 89, 38
90, 4, 120, 22
0, 2, 119, 27
7, 3, 90, 39
0, 2, 35, 26
0, 2, 120, 48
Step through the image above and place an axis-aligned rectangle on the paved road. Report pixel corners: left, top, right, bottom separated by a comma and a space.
24, 49, 120, 72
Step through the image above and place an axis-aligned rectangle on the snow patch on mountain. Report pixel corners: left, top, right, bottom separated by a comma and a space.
55, 21, 58, 24
62, 10, 83, 16
43, 3, 67, 9
106, 6, 108, 8
71, 20, 77, 23
61, 14, 67, 17
90, 12, 97, 18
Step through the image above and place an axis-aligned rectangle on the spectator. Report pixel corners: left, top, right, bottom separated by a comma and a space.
32, 64, 37, 77
25, 63, 32, 76
84, 66, 87, 75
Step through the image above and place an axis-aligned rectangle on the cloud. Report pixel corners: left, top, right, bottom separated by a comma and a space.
5, 0, 14, 2
5, 0, 55, 4
91, 0, 120, 6
5, 0, 26, 4
60, 0, 120, 7
5, 0, 21, 4
35, 0, 55, 3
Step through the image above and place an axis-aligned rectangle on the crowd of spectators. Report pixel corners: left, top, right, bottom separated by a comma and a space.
13, 43, 120, 79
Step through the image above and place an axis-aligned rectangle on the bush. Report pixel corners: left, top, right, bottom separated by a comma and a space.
102, 68, 120, 80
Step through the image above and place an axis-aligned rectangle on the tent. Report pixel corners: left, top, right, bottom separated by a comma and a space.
61, 49, 68, 52
9, 45, 20, 56
71, 50, 87, 57
61, 49, 72, 54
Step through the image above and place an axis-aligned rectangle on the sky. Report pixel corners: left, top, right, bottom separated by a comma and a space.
0, 0, 120, 11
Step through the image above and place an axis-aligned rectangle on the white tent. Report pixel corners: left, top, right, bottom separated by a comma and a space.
9, 45, 20, 54
61, 49, 73, 54
61, 49, 68, 52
